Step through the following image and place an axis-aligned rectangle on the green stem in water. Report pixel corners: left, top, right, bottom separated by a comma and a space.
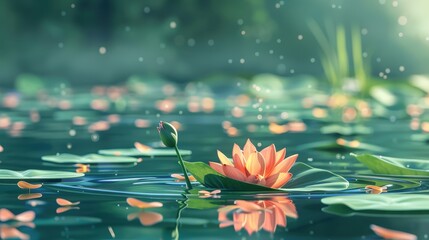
172, 196, 188, 240
174, 145, 193, 190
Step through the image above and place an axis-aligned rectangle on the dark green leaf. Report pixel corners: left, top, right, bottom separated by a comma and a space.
184, 161, 349, 192
352, 153, 429, 176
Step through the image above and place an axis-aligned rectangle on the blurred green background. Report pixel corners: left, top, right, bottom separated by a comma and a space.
0, 0, 428, 86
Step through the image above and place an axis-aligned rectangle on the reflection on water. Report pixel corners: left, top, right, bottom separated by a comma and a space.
218, 197, 298, 235
127, 212, 163, 226
0, 73, 428, 239
0, 224, 32, 240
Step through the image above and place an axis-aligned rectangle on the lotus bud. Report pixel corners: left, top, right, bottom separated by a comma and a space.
157, 121, 178, 147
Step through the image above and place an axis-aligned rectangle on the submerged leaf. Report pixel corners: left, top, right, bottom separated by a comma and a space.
352, 153, 429, 176
184, 161, 348, 192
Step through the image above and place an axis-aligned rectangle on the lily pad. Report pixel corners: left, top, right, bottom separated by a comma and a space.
35, 216, 102, 226
322, 204, 429, 217
321, 194, 429, 211
183, 161, 349, 192
320, 124, 373, 136
346, 175, 421, 191
98, 148, 192, 157
411, 134, 429, 143
42, 153, 139, 164
0, 169, 83, 180
352, 153, 429, 176
370, 86, 397, 106
297, 140, 385, 152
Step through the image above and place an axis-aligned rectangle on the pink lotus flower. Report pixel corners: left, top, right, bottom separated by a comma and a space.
209, 139, 298, 189
218, 197, 298, 235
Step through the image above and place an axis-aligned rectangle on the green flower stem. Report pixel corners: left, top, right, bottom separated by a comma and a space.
172, 197, 188, 240
174, 145, 193, 190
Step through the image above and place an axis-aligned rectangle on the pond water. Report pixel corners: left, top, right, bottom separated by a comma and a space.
0, 80, 428, 240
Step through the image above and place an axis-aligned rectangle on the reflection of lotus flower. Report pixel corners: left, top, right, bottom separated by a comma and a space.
210, 139, 298, 188
218, 197, 298, 235
0, 225, 31, 240
127, 212, 163, 226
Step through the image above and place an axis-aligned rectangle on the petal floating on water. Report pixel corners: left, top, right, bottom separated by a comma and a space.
134, 142, 152, 152
17, 181, 42, 190
126, 198, 163, 209
370, 224, 416, 240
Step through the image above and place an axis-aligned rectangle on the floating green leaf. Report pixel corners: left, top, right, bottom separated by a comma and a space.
322, 194, 429, 211
321, 124, 373, 136
322, 204, 429, 218
297, 140, 385, 152
0, 169, 83, 180
42, 153, 139, 164
184, 161, 349, 192
370, 86, 397, 106
98, 148, 192, 157
352, 153, 429, 176
35, 216, 102, 226
411, 134, 429, 143
346, 175, 420, 191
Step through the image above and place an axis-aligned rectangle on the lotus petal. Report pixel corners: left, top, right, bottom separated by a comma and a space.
126, 198, 163, 209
